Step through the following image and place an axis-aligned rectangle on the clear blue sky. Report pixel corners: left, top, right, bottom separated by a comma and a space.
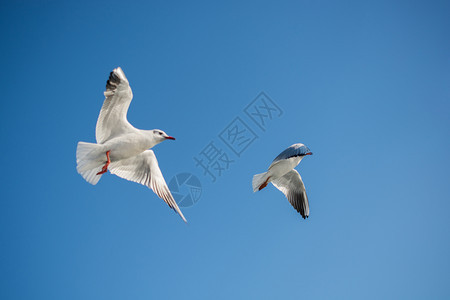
1, 0, 450, 299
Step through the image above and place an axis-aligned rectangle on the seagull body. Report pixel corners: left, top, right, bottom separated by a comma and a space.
76, 67, 186, 222
252, 143, 313, 219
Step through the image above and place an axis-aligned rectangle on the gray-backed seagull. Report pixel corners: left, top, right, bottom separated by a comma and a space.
252, 143, 313, 219
76, 67, 186, 223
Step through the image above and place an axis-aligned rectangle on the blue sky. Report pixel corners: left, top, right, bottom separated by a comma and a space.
1, 0, 450, 299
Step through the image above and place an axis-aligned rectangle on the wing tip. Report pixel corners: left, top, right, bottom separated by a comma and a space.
105, 67, 128, 93
180, 214, 188, 223
173, 205, 187, 223
112, 67, 127, 81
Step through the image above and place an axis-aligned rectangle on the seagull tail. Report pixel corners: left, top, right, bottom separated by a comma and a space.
76, 141, 104, 185
252, 172, 270, 192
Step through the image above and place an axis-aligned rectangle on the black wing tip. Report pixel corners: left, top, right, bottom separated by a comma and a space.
299, 209, 307, 219
294, 200, 309, 220
105, 71, 121, 91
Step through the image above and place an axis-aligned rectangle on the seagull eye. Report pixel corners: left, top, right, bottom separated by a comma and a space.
159, 132, 163, 135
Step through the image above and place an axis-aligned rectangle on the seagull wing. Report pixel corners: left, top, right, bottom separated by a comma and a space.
109, 150, 187, 223
271, 143, 312, 165
96, 67, 135, 144
271, 169, 309, 219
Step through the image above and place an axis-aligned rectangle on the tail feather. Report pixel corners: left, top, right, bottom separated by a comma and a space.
76, 142, 104, 185
79, 167, 103, 185
252, 172, 270, 192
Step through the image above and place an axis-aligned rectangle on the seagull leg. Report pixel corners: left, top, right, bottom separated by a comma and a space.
96, 151, 111, 175
259, 177, 270, 191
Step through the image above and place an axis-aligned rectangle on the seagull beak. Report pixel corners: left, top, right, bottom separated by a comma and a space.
165, 136, 176, 140
306, 152, 313, 155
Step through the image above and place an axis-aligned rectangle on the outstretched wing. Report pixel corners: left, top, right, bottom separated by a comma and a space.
271, 143, 312, 165
109, 150, 187, 223
96, 67, 135, 144
271, 169, 309, 219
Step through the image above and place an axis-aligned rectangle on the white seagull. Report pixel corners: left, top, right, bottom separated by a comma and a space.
76, 67, 186, 222
252, 143, 313, 219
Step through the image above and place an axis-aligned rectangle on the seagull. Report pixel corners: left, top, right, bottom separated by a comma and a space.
76, 67, 186, 223
252, 143, 313, 219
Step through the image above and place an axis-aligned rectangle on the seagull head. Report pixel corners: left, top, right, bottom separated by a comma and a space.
152, 129, 175, 143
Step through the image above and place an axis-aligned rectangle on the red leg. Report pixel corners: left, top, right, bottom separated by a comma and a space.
96, 151, 111, 175
259, 177, 270, 191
